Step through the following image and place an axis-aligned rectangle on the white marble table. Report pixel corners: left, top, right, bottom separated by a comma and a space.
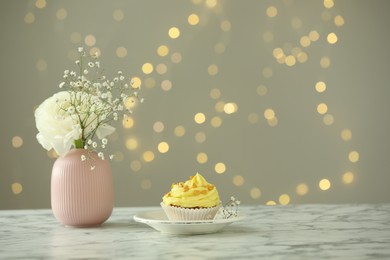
1, 204, 390, 259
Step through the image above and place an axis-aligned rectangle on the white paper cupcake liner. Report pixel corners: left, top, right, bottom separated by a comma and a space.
160, 202, 221, 221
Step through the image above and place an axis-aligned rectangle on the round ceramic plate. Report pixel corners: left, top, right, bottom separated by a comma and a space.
133, 210, 245, 235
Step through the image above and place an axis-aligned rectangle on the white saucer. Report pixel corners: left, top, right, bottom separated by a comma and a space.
133, 210, 245, 235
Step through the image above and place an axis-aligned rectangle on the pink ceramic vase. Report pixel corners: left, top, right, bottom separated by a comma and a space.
51, 149, 114, 227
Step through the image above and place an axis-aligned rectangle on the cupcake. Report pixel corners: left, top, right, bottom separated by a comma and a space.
161, 173, 221, 221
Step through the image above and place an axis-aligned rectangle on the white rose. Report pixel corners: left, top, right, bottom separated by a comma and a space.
35, 91, 116, 156
35, 91, 81, 156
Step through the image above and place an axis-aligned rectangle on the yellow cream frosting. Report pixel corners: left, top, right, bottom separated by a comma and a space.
162, 173, 220, 208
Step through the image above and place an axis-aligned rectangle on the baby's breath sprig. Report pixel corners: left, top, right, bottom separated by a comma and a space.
52, 46, 143, 164
218, 196, 241, 219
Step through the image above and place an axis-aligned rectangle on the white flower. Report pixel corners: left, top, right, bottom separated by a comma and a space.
35, 91, 81, 156
59, 82, 65, 88
81, 155, 86, 161
78, 47, 83, 52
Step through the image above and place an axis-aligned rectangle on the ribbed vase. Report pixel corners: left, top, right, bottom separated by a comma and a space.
51, 149, 114, 227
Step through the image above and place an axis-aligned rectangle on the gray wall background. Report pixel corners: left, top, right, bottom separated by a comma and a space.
1, 0, 390, 209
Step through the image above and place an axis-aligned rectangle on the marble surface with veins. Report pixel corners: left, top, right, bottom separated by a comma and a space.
1, 204, 390, 259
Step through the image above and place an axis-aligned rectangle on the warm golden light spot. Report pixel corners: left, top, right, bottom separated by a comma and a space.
153, 121, 165, 133
327, 32, 338, 44
343, 171, 354, 184
141, 179, 152, 190
323, 114, 334, 125
125, 138, 138, 150
113, 9, 124, 21
317, 103, 328, 115
84, 34, 96, 46
174, 126, 186, 137
262, 67, 273, 78
161, 80, 172, 91
221, 20, 231, 31
264, 108, 275, 120
208, 64, 219, 76
315, 81, 327, 93
24, 12, 35, 24
130, 160, 142, 172
12, 182, 23, 195
90, 47, 101, 57
210, 88, 221, 99
319, 179, 331, 190
209, 116, 222, 128
256, 85, 268, 96
142, 63, 154, 75
124, 96, 137, 109
35, 0, 46, 9
142, 151, 155, 162
70, 32, 81, 43
12, 136, 23, 148
224, 102, 237, 114
263, 31, 274, 43
145, 77, 156, 88
113, 151, 124, 162
206, 0, 217, 8
248, 113, 259, 124
215, 162, 226, 174
291, 17, 302, 29
300, 36, 311, 47
130, 77, 142, 88
215, 101, 225, 113
195, 132, 206, 143
116, 47, 127, 58
156, 63, 167, 75
188, 13, 200, 25
341, 129, 352, 141
266, 6, 278, 18
157, 45, 169, 57
309, 30, 320, 42
285, 55, 296, 66
266, 200, 276, 206
233, 175, 245, 186
158, 142, 170, 153
47, 150, 59, 159
296, 52, 308, 63
273, 48, 284, 59
168, 27, 180, 39
279, 194, 290, 205
171, 52, 182, 63
323, 0, 334, 9
122, 116, 134, 128
36, 59, 47, 71
56, 8, 67, 20
196, 152, 208, 164
348, 151, 359, 163
296, 183, 309, 196
250, 188, 261, 199
267, 117, 278, 127
214, 43, 226, 54
334, 15, 345, 27
194, 113, 206, 124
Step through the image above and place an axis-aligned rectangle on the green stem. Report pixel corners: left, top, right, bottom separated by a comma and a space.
74, 139, 85, 149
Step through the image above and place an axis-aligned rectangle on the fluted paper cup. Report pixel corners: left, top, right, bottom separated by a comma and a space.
160, 202, 220, 221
